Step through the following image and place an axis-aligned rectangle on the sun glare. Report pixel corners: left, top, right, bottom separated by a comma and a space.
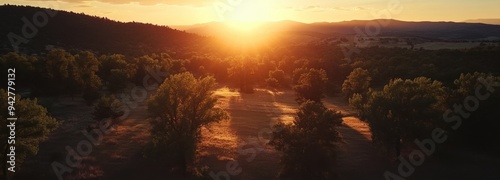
225, 21, 264, 33
223, 0, 272, 33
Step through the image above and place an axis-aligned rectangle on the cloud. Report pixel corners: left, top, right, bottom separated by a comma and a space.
75, 4, 92, 7
26, 0, 213, 6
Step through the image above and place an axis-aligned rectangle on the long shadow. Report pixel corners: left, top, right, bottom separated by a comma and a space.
333, 117, 391, 180
223, 88, 292, 180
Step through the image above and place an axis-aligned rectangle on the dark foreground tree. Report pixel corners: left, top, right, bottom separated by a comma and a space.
269, 101, 343, 179
359, 77, 446, 156
450, 72, 500, 151
293, 68, 328, 103
0, 89, 59, 180
147, 72, 228, 174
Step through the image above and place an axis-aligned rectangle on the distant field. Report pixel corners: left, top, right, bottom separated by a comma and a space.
415, 42, 481, 50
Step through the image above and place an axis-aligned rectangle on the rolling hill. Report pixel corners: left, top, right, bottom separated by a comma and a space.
2, 5, 500, 55
0, 5, 205, 55
175, 19, 500, 41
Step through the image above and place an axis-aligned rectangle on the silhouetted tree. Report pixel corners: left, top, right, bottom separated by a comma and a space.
359, 77, 446, 156
227, 57, 256, 93
293, 68, 328, 103
269, 101, 342, 179
147, 72, 228, 174
0, 89, 59, 179
450, 72, 500, 150
342, 68, 371, 99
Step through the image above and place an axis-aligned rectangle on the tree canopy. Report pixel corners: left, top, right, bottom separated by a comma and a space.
147, 72, 228, 174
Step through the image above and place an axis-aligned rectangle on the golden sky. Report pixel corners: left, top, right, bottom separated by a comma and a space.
4, 0, 500, 25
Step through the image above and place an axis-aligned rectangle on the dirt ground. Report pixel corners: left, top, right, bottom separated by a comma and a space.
15, 88, 500, 180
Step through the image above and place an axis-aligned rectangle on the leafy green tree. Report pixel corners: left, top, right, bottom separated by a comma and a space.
360, 77, 446, 156
42, 49, 79, 95
147, 72, 228, 174
269, 101, 343, 179
293, 68, 328, 103
75, 51, 102, 91
75, 51, 102, 104
0, 89, 59, 179
342, 68, 371, 99
92, 95, 124, 121
98, 54, 136, 92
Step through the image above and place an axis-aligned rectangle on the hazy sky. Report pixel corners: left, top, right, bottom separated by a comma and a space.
4, 0, 500, 25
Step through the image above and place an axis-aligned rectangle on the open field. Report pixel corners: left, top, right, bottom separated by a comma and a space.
14, 87, 500, 180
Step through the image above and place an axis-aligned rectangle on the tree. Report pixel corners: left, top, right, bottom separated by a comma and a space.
359, 77, 446, 156
98, 54, 136, 93
293, 68, 328, 103
0, 52, 37, 86
269, 101, 343, 179
266, 69, 287, 88
0, 89, 59, 179
450, 72, 500, 150
75, 51, 102, 104
227, 56, 257, 93
92, 95, 124, 121
342, 68, 371, 99
41, 48, 80, 95
147, 72, 228, 174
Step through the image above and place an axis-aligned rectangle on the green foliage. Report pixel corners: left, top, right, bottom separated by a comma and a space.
0, 89, 58, 177
359, 77, 446, 155
0, 52, 37, 85
342, 68, 371, 99
293, 68, 328, 103
99, 54, 136, 92
269, 101, 342, 179
452, 72, 500, 98
92, 95, 124, 121
75, 51, 102, 92
147, 72, 228, 173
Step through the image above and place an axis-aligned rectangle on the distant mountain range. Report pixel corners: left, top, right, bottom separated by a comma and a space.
0, 5, 204, 55
2, 5, 500, 55
465, 19, 500, 25
174, 20, 500, 41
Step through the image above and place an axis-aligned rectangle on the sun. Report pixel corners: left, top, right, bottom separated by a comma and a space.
222, 0, 273, 32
